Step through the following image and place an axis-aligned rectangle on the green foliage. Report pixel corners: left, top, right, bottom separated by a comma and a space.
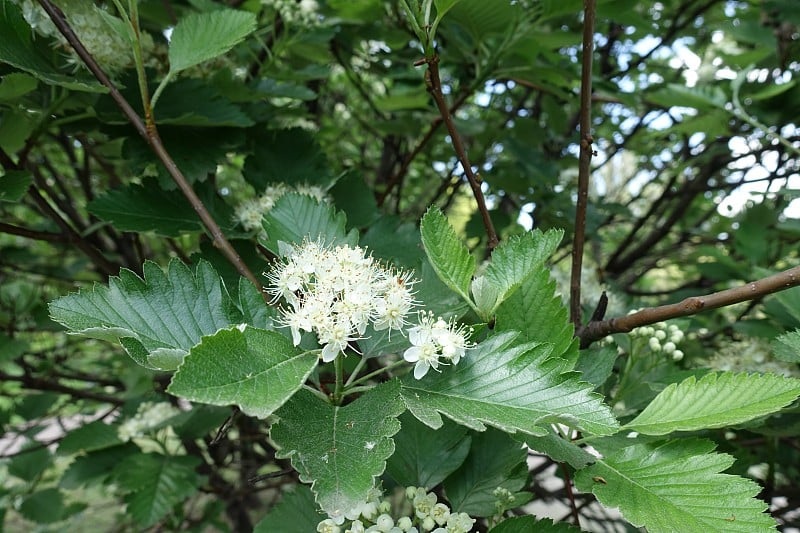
260, 193, 359, 255
420, 206, 476, 311
385, 412, 472, 488
49, 260, 242, 370
168, 11, 257, 74
167, 326, 318, 419
271, 381, 405, 518
400, 332, 619, 436
4, 0, 800, 529
114, 453, 201, 527
625, 372, 800, 435
574, 439, 776, 532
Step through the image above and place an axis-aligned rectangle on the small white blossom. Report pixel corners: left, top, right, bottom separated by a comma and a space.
403, 313, 473, 379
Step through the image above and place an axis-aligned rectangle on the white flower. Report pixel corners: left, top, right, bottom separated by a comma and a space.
266, 240, 417, 362
318, 519, 341, 533
403, 313, 473, 379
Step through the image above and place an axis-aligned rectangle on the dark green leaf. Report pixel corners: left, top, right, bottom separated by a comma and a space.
57, 420, 122, 455
490, 516, 582, 532
772, 329, 800, 363
386, 412, 471, 488
0, 170, 32, 202
420, 207, 475, 308
115, 453, 201, 527
19, 488, 65, 524
253, 485, 327, 533
444, 428, 529, 516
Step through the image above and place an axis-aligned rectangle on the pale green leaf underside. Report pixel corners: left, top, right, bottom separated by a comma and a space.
625, 372, 800, 435
260, 193, 358, 256
167, 326, 318, 419
168, 11, 257, 73
574, 439, 776, 532
48, 259, 241, 370
400, 332, 618, 437
483, 228, 563, 313
420, 206, 475, 306
271, 381, 405, 518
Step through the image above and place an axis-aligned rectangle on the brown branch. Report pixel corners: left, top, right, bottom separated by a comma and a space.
569, 0, 597, 328
37, 0, 266, 300
424, 55, 498, 250
579, 264, 800, 348
0, 369, 124, 405
0, 222, 66, 243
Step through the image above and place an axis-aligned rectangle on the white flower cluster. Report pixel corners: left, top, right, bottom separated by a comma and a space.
403, 312, 474, 379
317, 486, 476, 533
21, 0, 154, 73
704, 337, 800, 377
117, 401, 181, 441
262, 0, 321, 27
629, 320, 685, 361
235, 183, 328, 233
266, 240, 417, 362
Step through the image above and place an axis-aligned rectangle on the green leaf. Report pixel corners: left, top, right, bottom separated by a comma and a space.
168, 10, 257, 74
647, 83, 727, 110
420, 207, 476, 308
0, 72, 37, 101
57, 420, 122, 455
400, 332, 619, 437
260, 193, 359, 255
495, 268, 575, 362
519, 427, 595, 469
575, 345, 619, 388
385, 412, 471, 488
19, 488, 65, 524
444, 428, 530, 517
0, 170, 32, 202
49, 259, 242, 371
59, 443, 140, 489
0, 0, 105, 93
574, 439, 776, 532
490, 516, 582, 532
772, 329, 800, 363
155, 79, 255, 127
115, 453, 201, 527
271, 381, 405, 519
87, 180, 204, 236
625, 372, 800, 436
244, 128, 329, 190
481, 229, 563, 314
254, 485, 326, 532
168, 326, 318, 419
8, 445, 51, 481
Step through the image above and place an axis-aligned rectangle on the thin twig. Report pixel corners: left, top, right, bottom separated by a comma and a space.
569, 0, 597, 328
579, 264, 800, 347
37, 0, 266, 300
424, 55, 498, 250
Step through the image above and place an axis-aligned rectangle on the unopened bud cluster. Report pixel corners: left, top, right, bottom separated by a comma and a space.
266, 240, 417, 362
629, 319, 685, 361
235, 183, 328, 234
317, 486, 476, 533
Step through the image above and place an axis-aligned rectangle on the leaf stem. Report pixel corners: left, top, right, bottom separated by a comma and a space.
348, 359, 407, 388
344, 354, 369, 387
333, 354, 344, 404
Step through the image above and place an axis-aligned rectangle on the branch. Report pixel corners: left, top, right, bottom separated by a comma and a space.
424, 55, 498, 250
37, 0, 266, 300
569, 0, 597, 328
578, 265, 800, 348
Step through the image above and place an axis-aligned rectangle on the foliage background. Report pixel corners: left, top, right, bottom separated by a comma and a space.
1, 0, 800, 531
